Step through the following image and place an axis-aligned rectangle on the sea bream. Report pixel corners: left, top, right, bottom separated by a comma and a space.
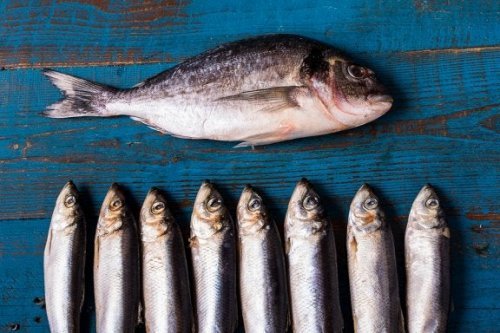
237, 185, 288, 333
284, 179, 343, 332
347, 184, 404, 333
189, 181, 238, 332
405, 185, 450, 333
94, 183, 139, 333
42, 34, 392, 147
44, 181, 86, 333
140, 188, 193, 333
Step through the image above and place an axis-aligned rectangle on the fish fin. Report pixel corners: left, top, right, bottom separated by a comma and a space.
129, 116, 169, 134
42, 69, 118, 118
284, 236, 291, 254
234, 122, 298, 148
218, 86, 304, 113
93, 236, 100, 270
398, 307, 406, 333
45, 229, 54, 255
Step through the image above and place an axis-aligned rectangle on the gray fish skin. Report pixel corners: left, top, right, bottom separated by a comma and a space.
189, 181, 238, 333
284, 179, 343, 332
43, 34, 392, 147
237, 185, 288, 333
44, 181, 86, 333
405, 185, 450, 333
347, 184, 404, 333
140, 188, 193, 333
94, 183, 139, 333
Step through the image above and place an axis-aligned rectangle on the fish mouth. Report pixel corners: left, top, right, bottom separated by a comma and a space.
367, 94, 393, 105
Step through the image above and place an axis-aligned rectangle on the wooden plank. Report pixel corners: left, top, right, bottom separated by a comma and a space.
0, 0, 499, 332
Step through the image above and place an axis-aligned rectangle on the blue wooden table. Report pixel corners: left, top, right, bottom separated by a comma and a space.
0, 1, 498, 332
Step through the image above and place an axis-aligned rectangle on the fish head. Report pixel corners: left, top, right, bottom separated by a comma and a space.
191, 181, 230, 237
51, 181, 83, 230
140, 187, 173, 239
237, 185, 269, 234
308, 53, 392, 128
348, 184, 384, 232
409, 184, 445, 228
286, 178, 325, 224
98, 183, 128, 233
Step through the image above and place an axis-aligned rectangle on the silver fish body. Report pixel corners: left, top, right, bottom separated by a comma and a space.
190, 181, 238, 333
94, 184, 139, 333
347, 184, 404, 333
43, 34, 392, 147
405, 185, 450, 333
284, 179, 343, 332
44, 181, 86, 333
140, 188, 193, 333
237, 185, 288, 333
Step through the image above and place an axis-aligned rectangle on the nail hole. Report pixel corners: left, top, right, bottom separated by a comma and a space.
34, 316, 42, 323
8, 323, 20, 331
33, 296, 45, 308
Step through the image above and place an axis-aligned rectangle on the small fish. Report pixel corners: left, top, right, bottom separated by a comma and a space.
237, 185, 288, 333
189, 181, 238, 332
44, 181, 86, 333
405, 185, 450, 333
347, 184, 404, 333
94, 183, 139, 333
284, 179, 343, 332
140, 188, 193, 333
43, 34, 392, 147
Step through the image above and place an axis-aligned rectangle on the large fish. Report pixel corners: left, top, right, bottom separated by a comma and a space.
347, 184, 404, 333
43, 34, 392, 147
94, 183, 139, 333
284, 179, 343, 332
140, 187, 193, 333
405, 185, 450, 333
189, 181, 238, 332
237, 185, 288, 333
44, 181, 86, 333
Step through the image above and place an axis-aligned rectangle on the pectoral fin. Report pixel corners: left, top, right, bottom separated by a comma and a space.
218, 86, 306, 113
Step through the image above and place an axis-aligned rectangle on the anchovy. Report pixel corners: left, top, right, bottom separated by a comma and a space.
237, 185, 288, 333
189, 181, 238, 332
140, 188, 193, 333
94, 183, 139, 333
347, 184, 404, 333
44, 181, 86, 333
43, 34, 392, 147
284, 179, 343, 332
405, 185, 450, 333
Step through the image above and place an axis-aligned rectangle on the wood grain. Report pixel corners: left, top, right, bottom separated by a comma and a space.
0, 0, 499, 332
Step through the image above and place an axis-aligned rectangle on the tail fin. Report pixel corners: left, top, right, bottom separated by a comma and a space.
42, 69, 117, 118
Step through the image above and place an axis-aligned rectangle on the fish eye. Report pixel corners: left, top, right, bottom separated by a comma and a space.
151, 201, 165, 214
247, 197, 262, 211
425, 198, 439, 209
110, 198, 123, 211
207, 196, 222, 212
363, 197, 378, 210
64, 195, 76, 208
303, 195, 319, 210
347, 64, 367, 79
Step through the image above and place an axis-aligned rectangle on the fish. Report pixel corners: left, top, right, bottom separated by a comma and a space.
42, 34, 393, 147
284, 178, 343, 332
347, 184, 404, 333
237, 185, 288, 333
44, 181, 86, 333
93, 183, 139, 333
405, 185, 450, 333
140, 187, 193, 333
189, 181, 238, 333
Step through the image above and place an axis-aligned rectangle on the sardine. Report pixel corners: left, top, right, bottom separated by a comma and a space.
43, 34, 392, 147
237, 185, 288, 333
189, 181, 238, 332
284, 179, 343, 332
44, 181, 86, 333
347, 184, 404, 333
140, 188, 193, 333
405, 185, 450, 333
94, 183, 139, 333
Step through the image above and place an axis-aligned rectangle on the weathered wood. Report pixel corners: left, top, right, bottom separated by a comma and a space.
0, 0, 498, 332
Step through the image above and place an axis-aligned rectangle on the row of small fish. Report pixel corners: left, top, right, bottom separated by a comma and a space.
44, 180, 449, 333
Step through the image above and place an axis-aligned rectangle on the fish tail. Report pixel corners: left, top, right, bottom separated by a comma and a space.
42, 69, 118, 118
